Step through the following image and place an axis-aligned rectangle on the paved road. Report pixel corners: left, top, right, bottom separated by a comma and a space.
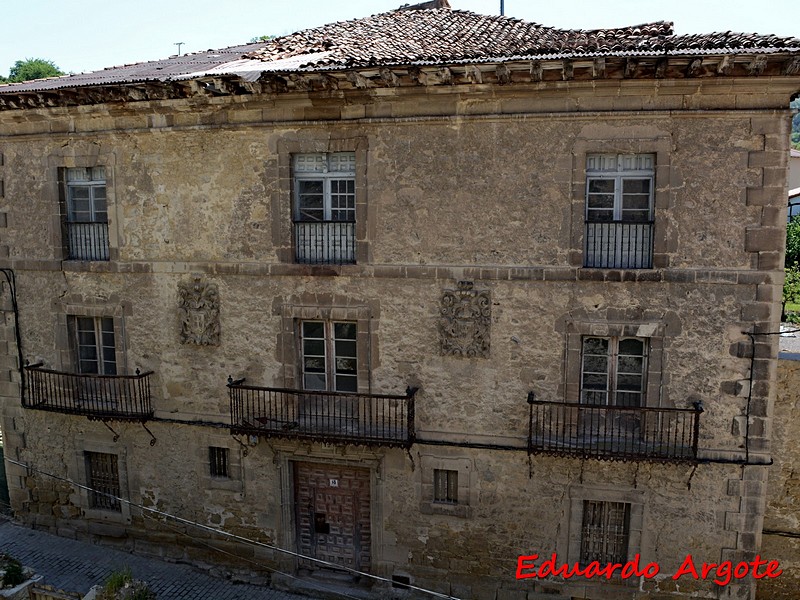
0, 519, 311, 599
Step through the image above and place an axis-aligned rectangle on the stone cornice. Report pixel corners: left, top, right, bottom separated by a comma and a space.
1, 53, 799, 111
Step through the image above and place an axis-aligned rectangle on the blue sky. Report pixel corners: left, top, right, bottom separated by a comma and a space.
1, 0, 797, 75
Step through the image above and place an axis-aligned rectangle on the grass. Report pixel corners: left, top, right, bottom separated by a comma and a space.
103, 568, 133, 595
787, 302, 800, 313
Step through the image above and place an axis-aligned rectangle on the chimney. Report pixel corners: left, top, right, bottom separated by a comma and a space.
397, 0, 451, 11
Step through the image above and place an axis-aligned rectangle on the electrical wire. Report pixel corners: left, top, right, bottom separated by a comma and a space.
3, 456, 462, 600
144, 514, 365, 600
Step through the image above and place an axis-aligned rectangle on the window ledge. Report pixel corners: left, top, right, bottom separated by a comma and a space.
81, 507, 131, 525
577, 267, 663, 282
420, 502, 471, 518
205, 477, 243, 492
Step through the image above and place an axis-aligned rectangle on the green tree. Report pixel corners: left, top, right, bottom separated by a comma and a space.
249, 35, 274, 43
787, 215, 800, 268
783, 264, 800, 322
4, 58, 64, 83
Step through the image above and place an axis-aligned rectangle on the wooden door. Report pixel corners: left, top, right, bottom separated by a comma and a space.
294, 462, 371, 572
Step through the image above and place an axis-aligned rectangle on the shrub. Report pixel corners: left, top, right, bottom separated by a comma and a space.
0, 553, 25, 588
99, 568, 155, 600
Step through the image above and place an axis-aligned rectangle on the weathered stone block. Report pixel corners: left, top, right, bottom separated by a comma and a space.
745, 227, 784, 252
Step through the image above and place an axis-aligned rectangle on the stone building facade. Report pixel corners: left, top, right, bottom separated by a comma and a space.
0, 3, 799, 599
761, 352, 800, 599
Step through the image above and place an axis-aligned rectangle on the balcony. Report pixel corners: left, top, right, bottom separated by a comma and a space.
66, 222, 109, 261
526, 394, 702, 463
294, 221, 355, 265
228, 379, 416, 448
584, 221, 653, 269
24, 363, 153, 421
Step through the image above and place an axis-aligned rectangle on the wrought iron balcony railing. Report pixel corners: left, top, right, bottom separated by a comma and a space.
294, 221, 356, 265
584, 220, 653, 269
24, 363, 153, 421
527, 394, 702, 463
66, 222, 109, 261
228, 379, 416, 448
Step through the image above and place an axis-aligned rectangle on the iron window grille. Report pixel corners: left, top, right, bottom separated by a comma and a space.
85, 451, 121, 512
584, 154, 654, 269
65, 167, 109, 261
209, 446, 230, 478
293, 153, 356, 265
580, 500, 630, 566
433, 469, 458, 504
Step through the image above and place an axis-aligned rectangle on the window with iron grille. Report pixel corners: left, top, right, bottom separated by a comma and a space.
584, 154, 654, 269
70, 316, 117, 375
581, 337, 647, 407
580, 500, 630, 566
85, 451, 121, 512
293, 153, 356, 265
64, 167, 109, 261
300, 320, 357, 392
209, 446, 230, 478
433, 469, 458, 504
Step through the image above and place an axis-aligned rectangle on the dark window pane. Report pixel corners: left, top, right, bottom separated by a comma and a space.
303, 339, 325, 356
299, 180, 323, 195
335, 375, 357, 392
586, 210, 614, 222
619, 339, 644, 355
334, 322, 357, 339
304, 373, 326, 390
335, 339, 357, 356
587, 194, 615, 210
622, 179, 650, 194
617, 374, 643, 391
588, 179, 615, 193
582, 373, 608, 390
621, 194, 650, 210
583, 338, 609, 355
302, 322, 325, 338
582, 355, 608, 373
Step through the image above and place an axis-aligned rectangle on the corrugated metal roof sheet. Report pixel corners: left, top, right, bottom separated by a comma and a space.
0, 44, 264, 93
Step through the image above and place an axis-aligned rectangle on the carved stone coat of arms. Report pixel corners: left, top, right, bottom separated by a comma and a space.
178, 277, 220, 346
438, 281, 491, 358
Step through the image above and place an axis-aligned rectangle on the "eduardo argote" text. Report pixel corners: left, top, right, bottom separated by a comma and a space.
516, 553, 782, 586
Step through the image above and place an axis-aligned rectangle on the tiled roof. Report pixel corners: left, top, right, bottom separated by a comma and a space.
243, 7, 800, 70
1, 4, 799, 95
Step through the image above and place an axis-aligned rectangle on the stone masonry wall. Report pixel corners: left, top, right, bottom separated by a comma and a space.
0, 76, 795, 599
759, 357, 800, 599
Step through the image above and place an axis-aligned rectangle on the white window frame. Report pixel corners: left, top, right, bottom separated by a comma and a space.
66, 167, 108, 224
71, 316, 117, 375
293, 153, 356, 223
585, 154, 654, 223
580, 336, 647, 407
63, 166, 110, 261
300, 320, 358, 393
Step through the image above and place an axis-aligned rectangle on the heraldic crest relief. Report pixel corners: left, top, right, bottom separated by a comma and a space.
438, 280, 491, 358
178, 276, 220, 346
